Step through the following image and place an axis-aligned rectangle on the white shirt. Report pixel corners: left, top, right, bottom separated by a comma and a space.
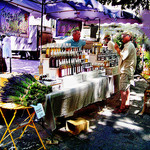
107, 40, 116, 53
119, 41, 137, 76
2, 37, 12, 58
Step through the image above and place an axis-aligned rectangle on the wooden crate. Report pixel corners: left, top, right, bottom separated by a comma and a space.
66, 117, 89, 135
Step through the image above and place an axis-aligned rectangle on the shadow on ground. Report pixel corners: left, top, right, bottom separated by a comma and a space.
0, 77, 150, 150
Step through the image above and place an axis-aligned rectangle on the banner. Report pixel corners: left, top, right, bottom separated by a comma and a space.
56, 19, 82, 37
0, 1, 29, 37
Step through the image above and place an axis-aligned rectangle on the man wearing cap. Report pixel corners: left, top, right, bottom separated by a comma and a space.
113, 31, 137, 113
104, 34, 116, 52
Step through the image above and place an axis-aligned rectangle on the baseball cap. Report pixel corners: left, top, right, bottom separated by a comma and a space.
122, 31, 132, 37
104, 35, 111, 40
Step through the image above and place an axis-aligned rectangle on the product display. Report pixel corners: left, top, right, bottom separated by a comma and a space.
97, 47, 119, 67
0, 73, 52, 106
42, 43, 93, 78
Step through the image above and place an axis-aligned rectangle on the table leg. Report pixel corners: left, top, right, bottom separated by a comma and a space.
0, 108, 17, 150
20, 108, 46, 149
19, 110, 35, 139
0, 107, 46, 150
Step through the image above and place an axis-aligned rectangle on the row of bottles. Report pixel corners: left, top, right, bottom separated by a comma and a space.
58, 60, 83, 77
43, 43, 79, 58
49, 50, 86, 68
45, 44, 88, 77
92, 42, 103, 54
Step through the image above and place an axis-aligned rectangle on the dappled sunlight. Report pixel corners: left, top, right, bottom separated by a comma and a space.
130, 92, 144, 101
133, 109, 141, 114
58, 127, 67, 132
97, 108, 113, 117
0, 125, 3, 129
97, 120, 107, 126
118, 117, 133, 123
113, 118, 144, 131
79, 134, 88, 139
132, 103, 141, 107
86, 128, 94, 133
89, 125, 97, 130
142, 134, 150, 141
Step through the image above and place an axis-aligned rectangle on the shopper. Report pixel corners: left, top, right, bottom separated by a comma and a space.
2, 35, 12, 59
0, 35, 12, 72
104, 34, 116, 52
65, 29, 86, 50
113, 31, 137, 113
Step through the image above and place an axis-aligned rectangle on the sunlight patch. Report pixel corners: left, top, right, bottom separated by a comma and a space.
97, 108, 112, 117
142, 134, 150, 141
79, 134, 88, 139
90, 125, 97, 129
114, 120, 144, 131
130, 92, 143, 101
0, 125, 3, 129
98, 121, 106, 126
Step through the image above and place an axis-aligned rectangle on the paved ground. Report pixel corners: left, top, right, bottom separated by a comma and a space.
5, 58, 40, 75
0, 58, 150, 150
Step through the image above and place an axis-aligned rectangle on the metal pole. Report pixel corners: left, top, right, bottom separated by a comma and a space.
98, 19, 101, 40
40, 0, 44, 65
10, 58, 12, 73
41, 0, 44, 47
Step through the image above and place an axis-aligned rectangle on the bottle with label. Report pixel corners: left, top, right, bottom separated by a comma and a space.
46, 43, 50, 58
55, 50, 59, 68
82, 49, 86, 59
49, 49, 54, 67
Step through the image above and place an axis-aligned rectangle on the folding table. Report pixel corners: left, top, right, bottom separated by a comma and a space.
0, 102, 46, 150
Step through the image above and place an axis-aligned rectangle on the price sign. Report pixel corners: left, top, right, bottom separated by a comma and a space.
31, 103, 45, 119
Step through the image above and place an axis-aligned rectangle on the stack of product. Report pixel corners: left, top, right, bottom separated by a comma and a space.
89, 45, 119, 75
97, 47, 119, 67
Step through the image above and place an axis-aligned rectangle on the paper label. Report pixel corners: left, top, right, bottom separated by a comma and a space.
31, 103, 45, 119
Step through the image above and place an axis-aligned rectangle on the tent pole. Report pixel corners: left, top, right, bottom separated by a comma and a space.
10, 58, 12, 73
98, 19, 101, 40
40, 0, 44, 65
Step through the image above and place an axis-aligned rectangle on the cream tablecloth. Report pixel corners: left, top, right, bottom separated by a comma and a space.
44, 75, 112, 131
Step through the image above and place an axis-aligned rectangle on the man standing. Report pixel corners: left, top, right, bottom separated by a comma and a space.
103, 34, 116, 52
65, 29, 86, 50
113, 31, 137, 113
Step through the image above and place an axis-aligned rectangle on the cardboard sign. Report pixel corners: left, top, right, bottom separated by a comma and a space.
31, 103, 45, 119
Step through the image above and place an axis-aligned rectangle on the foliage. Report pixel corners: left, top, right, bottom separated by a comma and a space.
113, 33, 124, 49
98, 0, 150, 15
135, 55, 143, 74
144, 51, 150, 66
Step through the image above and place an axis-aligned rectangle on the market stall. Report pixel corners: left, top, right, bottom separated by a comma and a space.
40, 41, 120, 130
0, 1, 149, 150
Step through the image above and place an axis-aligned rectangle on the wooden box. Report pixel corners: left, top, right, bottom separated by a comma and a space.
38, 65, 43, 75
66, 117, 89, 135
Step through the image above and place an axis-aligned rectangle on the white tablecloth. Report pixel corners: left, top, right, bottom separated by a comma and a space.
44, 75, 113, 131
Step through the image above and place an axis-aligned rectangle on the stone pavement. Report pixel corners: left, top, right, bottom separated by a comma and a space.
0, 58, 150, 150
